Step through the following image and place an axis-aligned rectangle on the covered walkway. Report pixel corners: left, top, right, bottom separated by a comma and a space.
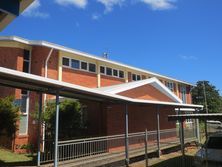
0, 67, 202, 167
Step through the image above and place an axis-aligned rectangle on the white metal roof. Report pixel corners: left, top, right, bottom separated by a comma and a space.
0, 36, 195, 86
0, 67, 202, 108
96, 77, 183, 103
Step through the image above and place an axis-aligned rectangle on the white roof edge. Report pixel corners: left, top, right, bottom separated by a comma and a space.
0, 66, 202, 108
0, 36, 195, 86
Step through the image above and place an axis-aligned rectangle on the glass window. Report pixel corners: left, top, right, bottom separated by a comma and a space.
24, 50, 30, 61
23, 61, 29, 73
71, 59, 80, 69
62, 57, 70, 66
137, 75, 141, 81
119, 70, 124, 78
180, 85, 187, 103
19, 115, 28, 134
81, 61, 88, 70
113, 69, 118, 77
132, 74, 137, 81
89, 63, 96, 72
106, 67, 112, 76
166, 82, 174, 92
100, 66, 105, 74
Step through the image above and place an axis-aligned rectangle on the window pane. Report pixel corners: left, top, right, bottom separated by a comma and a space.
19, 115, 28, 134
21, 94, 28, 113
137, 75, 141, 81
100, 66, 105, 74
71, 59, 80, 69
119, 70, 124, 78
106, 67, 112, 76
81, 62, 88, 70
113, 69, 118, 77
62, 57, 69, 66
89, 63, 96, 72
132, 74, 137, 81
23, 61, 29, 73
24, 50, 30, 60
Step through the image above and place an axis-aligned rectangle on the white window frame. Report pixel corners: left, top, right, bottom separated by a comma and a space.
112, 69, 119, 78
166, 81, 174, 92
118, 70, 125, 79
180, 85, 187, 103
62, 57, 70, 67
80, 61, 88, 71
100, 66, 106, 75
19, 50, 31, 135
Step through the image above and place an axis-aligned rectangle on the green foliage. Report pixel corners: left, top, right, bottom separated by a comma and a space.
0, 96, 19, 137
192, 81, 222, 113
41, 99, 87, 140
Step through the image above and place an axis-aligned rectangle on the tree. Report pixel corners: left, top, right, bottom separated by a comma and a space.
192, 81, 222, 113
0, 96, 19, 137
41, 99, 87, 140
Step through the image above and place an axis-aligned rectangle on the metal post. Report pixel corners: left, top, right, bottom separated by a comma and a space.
145, 129, 148, 167
54, 91, 60, 167
196, 119, 200, 143
37, 93, 42, 167
156, 106, 161, 157
125, 104, 129, 167
180, 119, 185, 167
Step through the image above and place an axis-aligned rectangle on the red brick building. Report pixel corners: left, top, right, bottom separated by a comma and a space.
0, 36, 201, 153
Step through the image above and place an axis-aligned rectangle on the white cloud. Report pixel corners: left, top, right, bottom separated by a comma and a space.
92, 13, 101, 20
22, 0, 49, 18
180, 55, 198, 60
140, 0, 176, 10
97, 0, 125, 13
55, 0, 88, 9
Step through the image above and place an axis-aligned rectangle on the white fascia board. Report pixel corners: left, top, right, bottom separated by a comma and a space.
175, 108, 197, 112
0, 36, 195, 86
150, 78, 183, 103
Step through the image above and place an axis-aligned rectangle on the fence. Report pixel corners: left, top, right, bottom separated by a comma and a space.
40, 126, 197, 165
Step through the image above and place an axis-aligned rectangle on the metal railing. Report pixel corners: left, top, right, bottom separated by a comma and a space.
40, 127, 197, 164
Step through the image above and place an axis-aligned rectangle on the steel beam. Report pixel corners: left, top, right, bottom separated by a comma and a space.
156, 105, 161, 157
125, 104, 129, 167
37, 93, 42, 166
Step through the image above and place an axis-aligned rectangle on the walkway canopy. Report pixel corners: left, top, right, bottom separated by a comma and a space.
0, 67, 203, 108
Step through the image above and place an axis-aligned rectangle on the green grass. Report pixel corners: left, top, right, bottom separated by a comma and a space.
0, 148, 36, 166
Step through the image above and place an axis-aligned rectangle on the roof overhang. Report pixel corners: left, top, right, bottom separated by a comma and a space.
0, 0, 34, 31
168, 113, 222, 121
0, 67, 203, 109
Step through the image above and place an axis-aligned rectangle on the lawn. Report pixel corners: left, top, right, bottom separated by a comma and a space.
0, 148, 36, 166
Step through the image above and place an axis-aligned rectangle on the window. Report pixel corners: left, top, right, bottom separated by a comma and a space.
23, 50, 30, 73
19, 90, 29, 134
119, 70, 124, 78
100, 66, 105, 74
132, 74, 137, 81
89, 63, 96, 72
166, 82, 174, 92
81, 61, 88, 70
113, 69, 118, 77
71, 59, 80, 69
180, 85, 187, 103
62, 57, 70, 66
106, 67, 112, 76
137, 75, 141, 81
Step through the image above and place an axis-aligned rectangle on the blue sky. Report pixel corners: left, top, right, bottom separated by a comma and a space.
1, 0, 222, 94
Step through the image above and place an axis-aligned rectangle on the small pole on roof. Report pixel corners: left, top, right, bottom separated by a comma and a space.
102, 52, 108, 59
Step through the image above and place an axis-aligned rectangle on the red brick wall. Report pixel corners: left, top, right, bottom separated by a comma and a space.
100, 75, 125, 87
118, 84, 174, 102
31, 46, 59, 79
62, 68, 98, 88
106, 104, 176, 135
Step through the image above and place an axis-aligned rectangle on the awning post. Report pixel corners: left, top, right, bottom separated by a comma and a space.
156, 105, 161, 157
195, 119, 200, 143
54, 91, 60, 167
37, 93, 42, 167
179, 108, 185, 167
125, 104, 129, 167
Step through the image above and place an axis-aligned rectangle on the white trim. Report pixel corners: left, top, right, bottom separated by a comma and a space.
0, 67, 203, 109
0, 36, 195, 86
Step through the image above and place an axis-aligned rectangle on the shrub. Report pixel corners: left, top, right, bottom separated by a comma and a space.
0, 96, 19, 137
